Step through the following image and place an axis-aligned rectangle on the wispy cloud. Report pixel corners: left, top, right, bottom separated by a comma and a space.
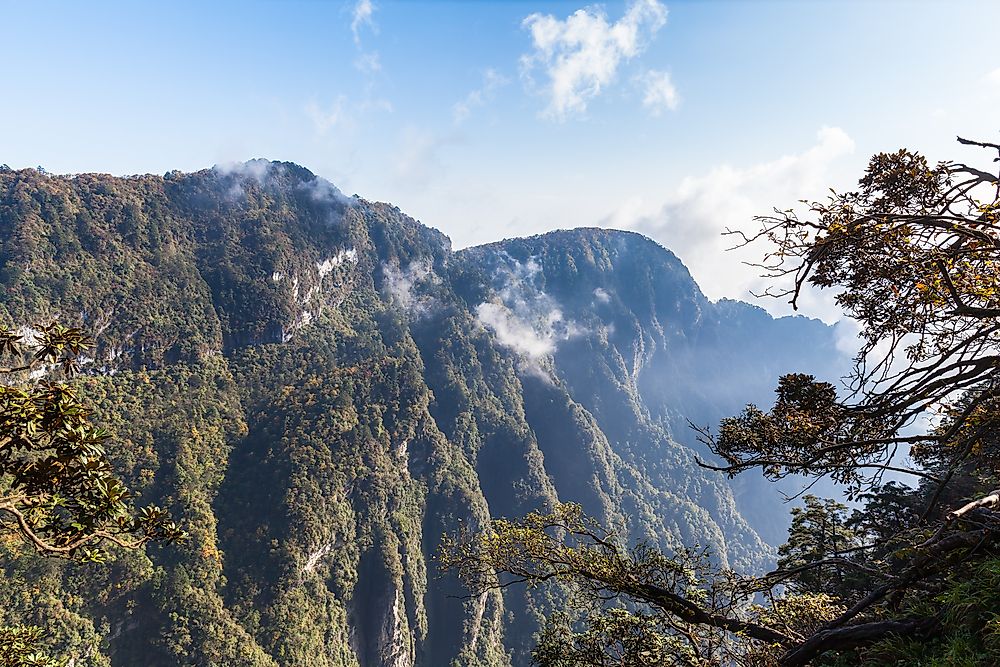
475, 254, 587, 375
355, 51, 381, 74
306, 1, 388, 136
392, 127, 462, 188
520, 0, 668, 120
304, 93, 392, 136
298, 176, 355, 209
351, 0, 376, 46
638, 69, 679, 115
214, 158, 277, 182
477, 302, 556, 359
213, 159, 285, 201
350, 0, 381, 74
305, 97, 348, 134
453, 69, 509, 123
382, 259, 440, 317
607, 127, 857, 321
986, 67, 1000, 87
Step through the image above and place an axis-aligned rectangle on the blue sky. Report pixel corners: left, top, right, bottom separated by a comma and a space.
2, 0, 998, 318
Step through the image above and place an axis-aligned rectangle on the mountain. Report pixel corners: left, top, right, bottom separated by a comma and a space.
0, 161, 842, 666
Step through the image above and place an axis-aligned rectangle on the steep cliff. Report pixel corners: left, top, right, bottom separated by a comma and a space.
0, 161, 841, 666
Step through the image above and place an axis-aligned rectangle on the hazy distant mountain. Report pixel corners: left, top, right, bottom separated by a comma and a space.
0, 161, 841, 666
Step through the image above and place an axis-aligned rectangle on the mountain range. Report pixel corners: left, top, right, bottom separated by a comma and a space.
0, 160, 842, 666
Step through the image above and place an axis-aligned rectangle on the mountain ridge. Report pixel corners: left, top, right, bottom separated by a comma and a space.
0, 161, 842, 666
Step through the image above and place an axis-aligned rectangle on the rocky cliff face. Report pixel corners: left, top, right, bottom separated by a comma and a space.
0, 161, 841, 666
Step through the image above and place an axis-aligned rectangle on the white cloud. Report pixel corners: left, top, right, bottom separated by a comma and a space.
350, 1, 382, 75
213, 159, 286, 201
638, 69, 678, 115
306, 4, 388, 141
833, 317, 862, 358
453, 69, 509, 123
351, 0, 376, 46
475, 254, 588, 370
297, 175, 355, 207
520, 0, 668, 119
986, 67, 1000, 86
382, 259, 439, 316
593, 287, 611, 303
610, 127, 857, 321
476, 302, 555, 359
214, 158, 276, 181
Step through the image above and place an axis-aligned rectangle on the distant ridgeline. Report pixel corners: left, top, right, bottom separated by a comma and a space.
0, 162, 841, 666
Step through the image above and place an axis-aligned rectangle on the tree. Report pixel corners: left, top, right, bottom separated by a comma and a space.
698, 138, 1000, 663
442, 136, 1000, 665
0, 323, 186, 666
775, 495, 858, 597
439, 503, 790, 667
700, 138, 1000, 502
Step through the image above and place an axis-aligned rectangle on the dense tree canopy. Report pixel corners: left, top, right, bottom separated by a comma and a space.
4, 163, 811, 666
0, 323, 184, 559
443, 136, 1000, 665
0, 323, 185, 666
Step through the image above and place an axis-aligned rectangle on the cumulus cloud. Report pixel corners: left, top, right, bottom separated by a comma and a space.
638, 69, 679, 115
609, 127, 857, 321
453, 69, 509, 123
593, 287, 611, 303
520, 0, 668, 119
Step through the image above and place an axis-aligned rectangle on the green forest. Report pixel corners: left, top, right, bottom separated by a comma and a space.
1, 136, 999, 667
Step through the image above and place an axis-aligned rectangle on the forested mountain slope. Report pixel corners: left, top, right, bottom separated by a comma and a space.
0, 161, 841, 666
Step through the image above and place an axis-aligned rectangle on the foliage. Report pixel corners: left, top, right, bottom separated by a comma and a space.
0, 160, 843, 665
702, 139, 1000, 497
0, 626, 65, 667
533, 609, 697, 667
775, 496, 858, 596
0, 323, 185, 560
0, 324, 185, 667
440, 503, 787, 666
701, 137, 1000, 663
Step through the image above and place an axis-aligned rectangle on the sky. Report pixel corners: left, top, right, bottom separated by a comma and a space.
2, 0, 999, 323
